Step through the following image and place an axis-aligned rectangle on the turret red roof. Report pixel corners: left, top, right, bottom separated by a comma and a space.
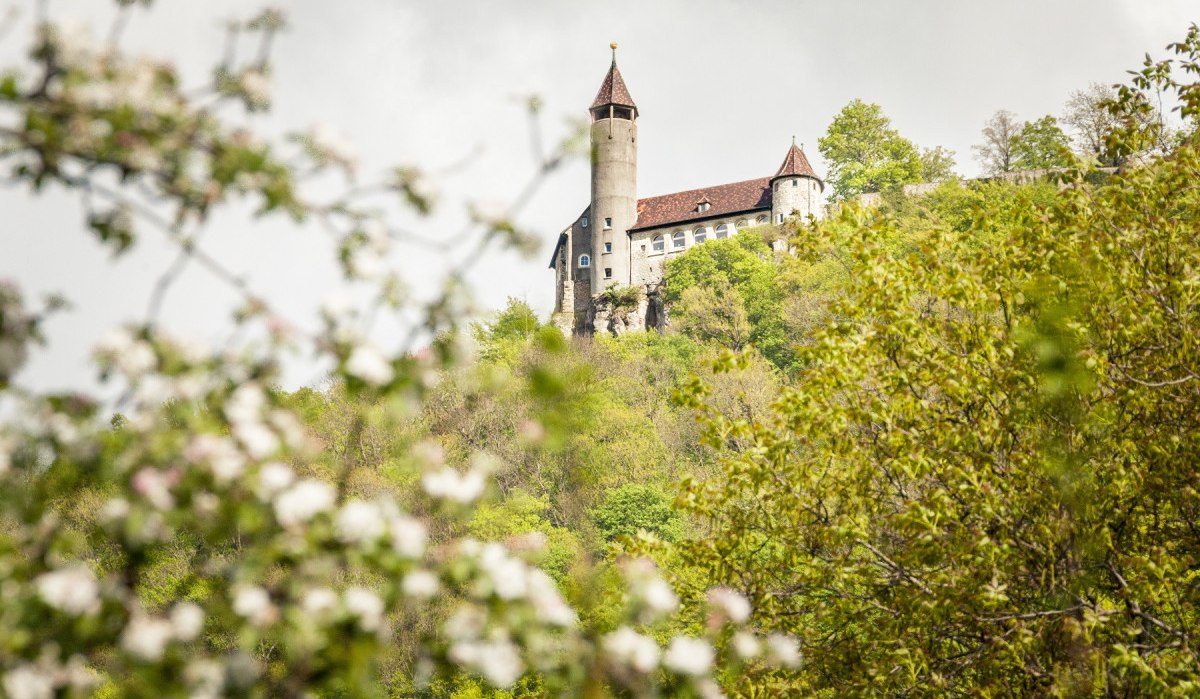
590, 60, 637, 112
773, 143, 820, 181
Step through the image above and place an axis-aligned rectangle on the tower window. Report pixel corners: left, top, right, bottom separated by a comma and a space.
792, 179, 798, 187
777, 214, 784, 223
604, 242, 612, 253
578, 254, 590, 268
581, 216, 589, 228
715, 224, 729, 239
604, 268, 613, 279
651, 235, 665, 252
693, 227, 707, 244
672, 231, 686, 249
604, 217, 612, 229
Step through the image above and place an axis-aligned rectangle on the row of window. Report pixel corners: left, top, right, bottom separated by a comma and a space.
576, 215, 772, 268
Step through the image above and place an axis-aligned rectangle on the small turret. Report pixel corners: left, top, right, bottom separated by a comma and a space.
770, 139, 823, 223
588, 44, 638, 291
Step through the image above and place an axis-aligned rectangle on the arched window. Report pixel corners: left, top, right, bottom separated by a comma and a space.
715, 224, 729, 239
672, 231, 686, 249
578, 254, 590, 268
735, 220, 748, 230
651, 235, 665, 252
756, 215, 768, 224
693, 227, 707, 244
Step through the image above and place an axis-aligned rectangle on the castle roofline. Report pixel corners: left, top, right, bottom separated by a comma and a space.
771, 142, 822, 186
630, 177, 772, 231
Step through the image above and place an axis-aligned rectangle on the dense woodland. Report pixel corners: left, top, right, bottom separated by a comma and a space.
1, 5, 1199, 698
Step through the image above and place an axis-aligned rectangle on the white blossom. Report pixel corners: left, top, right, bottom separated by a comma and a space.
309, 123, 358, 171
641, 577, 679, 619
131, 467, 175, 510
0, 433, 14, 475
732, 631, 761, 660
422, 466, 486, 504
344, 587, 384, 632
478, 543, 527, 600
233, 585, 276, 627
35, 565, 101, 616
335, 500, 386, 545
602, 627, 660, 674
526, 569, 576, 626
302, 587, 339, 619
239, 69, 270, 106
233, 420, 280, 459
345, 344, 393, 386
390, 514, 427, 558
95, 328, 156, 378
449, 636, 524, 688
2, 665, 53, 699
766, 633, 801, 668
662, 636, 714, 677
170, 602, 205, 641
273, 479, 335, 527
121, 615, 175, 662
707, 587, 752, 624
185, 434, 247, 483
401, 570, 439, 599
256, 461, 295, 500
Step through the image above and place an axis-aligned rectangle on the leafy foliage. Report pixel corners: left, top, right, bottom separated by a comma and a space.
817, 99, 925, 200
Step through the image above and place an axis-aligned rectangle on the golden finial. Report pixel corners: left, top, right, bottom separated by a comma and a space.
611, 42, 618, 50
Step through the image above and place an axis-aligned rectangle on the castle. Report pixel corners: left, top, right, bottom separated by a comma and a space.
550, 45, 825, 336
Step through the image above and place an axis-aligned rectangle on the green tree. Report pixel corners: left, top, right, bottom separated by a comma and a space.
664, 232, 793, 372
817, 99, 924, 200
973, 109, 1020, 174
1011, 115, 1074, 170
919, 145, 957, 182
676, 30, 1200, 696
591, 484, 683, 543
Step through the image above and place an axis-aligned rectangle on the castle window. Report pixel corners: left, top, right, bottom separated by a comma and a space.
604, 268, 613, 279
756, 215, 768, 224
604, 242, 612, 254
604, 217, 612, 229
578, 254, 590, 268
792, 179, 798, 187
651, 235, 665, 252
582, 216, 589, 227
735, 220, 748, 230
715, 224, 729, 239
672, 231, 686, 249
777, 214, 784, 223
693, 227, 707, 244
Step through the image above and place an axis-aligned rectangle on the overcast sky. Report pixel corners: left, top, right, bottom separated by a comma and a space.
2, 0, 1196, 391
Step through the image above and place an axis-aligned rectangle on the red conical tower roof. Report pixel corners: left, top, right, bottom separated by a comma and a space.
590, 43, 637, 116
773, 140, 820, 181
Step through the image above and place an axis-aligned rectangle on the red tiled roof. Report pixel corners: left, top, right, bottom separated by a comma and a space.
631, 178, 771, 231
590, 61, 637, 111
773, 143, 820, 181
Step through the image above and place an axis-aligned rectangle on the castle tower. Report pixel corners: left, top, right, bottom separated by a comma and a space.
589, 44, 638, 291
770, 139, 824, 223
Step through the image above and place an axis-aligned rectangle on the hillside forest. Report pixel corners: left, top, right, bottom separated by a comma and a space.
1, 6, 1199, 699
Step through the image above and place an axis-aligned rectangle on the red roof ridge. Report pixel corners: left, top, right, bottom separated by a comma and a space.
632, 176, 772, 231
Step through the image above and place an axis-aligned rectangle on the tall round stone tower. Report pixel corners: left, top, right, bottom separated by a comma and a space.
770, 139, 824, 223
589, 44, 638, 291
